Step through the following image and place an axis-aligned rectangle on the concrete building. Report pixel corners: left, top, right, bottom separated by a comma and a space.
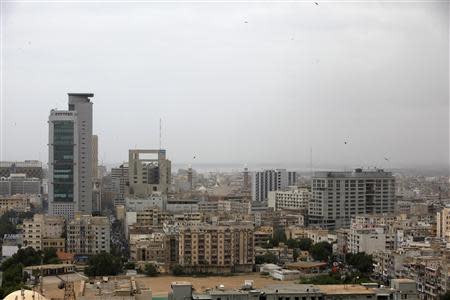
348, 227, 390, 254
49, 93, 94, 218
23, 214, 65, 252
0, 174, 40, 196
308, 168, 395, 229
0, 195, 31, 214
251, 169, 296, 203
0, 160, 43, 179
437, 206, 450, 242
111, 163, 129, 207
67, 214, 110, 255
267, 187, 310, 211
125, 193, 167, 211
178, 223, 254, 273
2, 234, 22, 258
128, 149, 171, 197
92, 135, 98, 180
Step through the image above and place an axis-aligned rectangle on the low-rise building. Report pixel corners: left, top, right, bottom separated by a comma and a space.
23, 214, 65, 251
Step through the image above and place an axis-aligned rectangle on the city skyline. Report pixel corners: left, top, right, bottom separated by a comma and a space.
1, 2, 449, 170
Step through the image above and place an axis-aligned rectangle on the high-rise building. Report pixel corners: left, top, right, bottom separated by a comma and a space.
111, 163, 129, 207
128, 149, 171, 197
67, 214, 110, 255
251, 169, 296, 203
92, 135, 98, 180
187, 165, 193, 191
48, 93, 94, 218
308, 168, 396, 229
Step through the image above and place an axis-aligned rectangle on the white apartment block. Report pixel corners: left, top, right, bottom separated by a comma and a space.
267, 187, 310, 211
251, 169, 297, 203
67, 214, 110, 255
348, 227, 395, 254
309, 168, 395, 229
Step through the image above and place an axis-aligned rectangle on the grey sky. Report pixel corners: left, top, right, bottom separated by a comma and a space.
1, 1, 449, 169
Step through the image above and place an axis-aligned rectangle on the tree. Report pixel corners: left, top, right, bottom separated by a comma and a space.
144, 263, 159, 277
310, 242, 332, 262
272, 229, 287, 247
346, 252, 373, 274
439, 292, 450, 300
286, 238, 299, 249
298, 238, 313, 251
172, 264, 184, 276
255, 252, 279, 264
85, 252, 123, 277
124, 262, 135, 270
293, 249, 299, 261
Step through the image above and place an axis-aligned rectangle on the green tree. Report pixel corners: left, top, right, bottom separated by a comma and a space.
310, 242, 332, 262
272, 229, 287, 247
298, 238, 313, 251
293, 248, 299, 261
172, 264, 184, 276
286, 238, 299, 249
125, 262, 135, 270
346, 252, 373, 274
255, 252, 279, 264
144, 263, 159, 277
85, 252, 123, 277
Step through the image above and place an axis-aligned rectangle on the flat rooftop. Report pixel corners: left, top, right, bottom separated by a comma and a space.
313, 169, 392, 178
68, 93, 94, 97
318, 285, 375, 295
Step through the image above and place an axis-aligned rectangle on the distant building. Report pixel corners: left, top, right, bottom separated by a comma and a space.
48, 93, 94, 218
111, 163, 129, 207
67, 214, 110, 255
92, 134, 98, 180
125, 193, 167, 211
128, 149, 171, 197
437, 206, 450, 242
2, 234, 22, 258
23, 214, 65, 252
267, 187, 310, 211
308, 168, 395, 229
251, 169, 297, 203
0, 174, 40, 196
0, 195, 31, 214
0, 160, 43, 179
178, 223, 254, 273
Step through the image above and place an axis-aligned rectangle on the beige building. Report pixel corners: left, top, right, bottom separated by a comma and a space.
178, 223, 254, 273
128, 149, 171, 197
23, 214, 65, 251
0, 195, 31, 214
67, 214, 110, 255
267, 187, 310, 211
437, 207, 450, 242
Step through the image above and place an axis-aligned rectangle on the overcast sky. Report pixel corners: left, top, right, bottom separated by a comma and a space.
1, 1, 449, 170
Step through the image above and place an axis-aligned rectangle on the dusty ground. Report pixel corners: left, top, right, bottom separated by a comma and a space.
41, 273, 294, 299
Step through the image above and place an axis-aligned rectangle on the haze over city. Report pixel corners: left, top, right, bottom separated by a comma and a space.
2, 2, 448, 170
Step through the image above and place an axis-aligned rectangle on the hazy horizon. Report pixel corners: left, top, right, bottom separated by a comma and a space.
2, 2, 449, 170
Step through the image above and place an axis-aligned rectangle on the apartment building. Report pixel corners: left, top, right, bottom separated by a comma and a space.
267, 187, 310, 211
309, 168, 395, 229
0, 195, 31, 215
67, 214, 110, 255
111, 163, 129, 207
23, 214, 65, 252
178, 223, 254, 273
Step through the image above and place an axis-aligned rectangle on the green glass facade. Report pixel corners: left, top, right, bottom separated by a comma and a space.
53, 121, 75, 202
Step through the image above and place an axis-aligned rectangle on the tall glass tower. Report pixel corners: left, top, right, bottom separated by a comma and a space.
49, 93, 93, 218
